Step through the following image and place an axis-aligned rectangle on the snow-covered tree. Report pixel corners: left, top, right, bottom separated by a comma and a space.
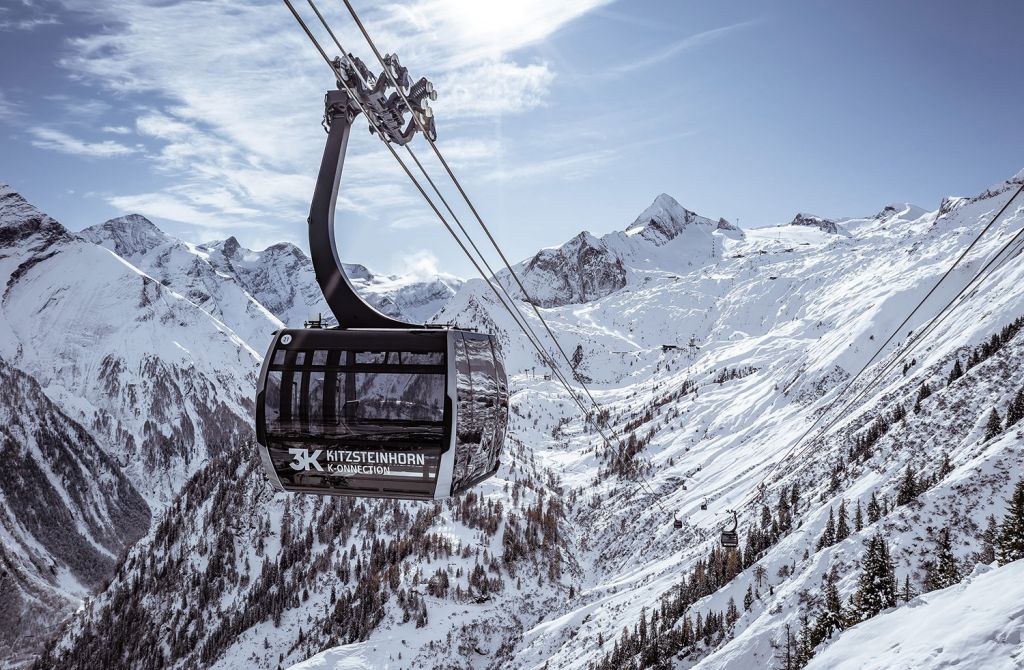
983, 408, 1003, 442
997, 479, 1024, 564
947, 359, 963, 385
816, 507, 836, 551
835, 500, 850, 543
900, 575, 916, 603
896, 466, 918, 506
923, 528, 961, 592
854, 533, 897, 620
813, 574, 847, 644
1006, 387, 1024, 429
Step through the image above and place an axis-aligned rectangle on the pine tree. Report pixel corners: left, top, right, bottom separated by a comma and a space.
778, 490, 793, 533
924, 528, 961, 592
900, 575, 916, 603
726, 597, 739, 630
816, 508, 836, 551
835, 500, 850, 542
979, 514, 999, 564
984, 408, 1004, 442
947, 359, 963, 386
1006, 387, 1024, 429
744, 583, 754, 611
937, 452, 954, 480
854, 500, 864, 532
773, 623, 798, 670
916, 381, 931, 404
854, 533, 897, 620
997, 478, 1024, 564
813, 574, 846, 644
867, 492, 881, 524
796, 611, 815, 667
896, 465, 918, 506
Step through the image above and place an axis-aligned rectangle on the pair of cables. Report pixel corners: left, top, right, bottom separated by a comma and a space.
737, 182, 1024, 508
282, 0, 670, 507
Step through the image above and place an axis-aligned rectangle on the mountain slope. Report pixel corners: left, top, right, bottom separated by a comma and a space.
0, 357, 150, 669
16, 170, 1024, 670
198, 235, 462, 327
0, 184, 258, 504
804, 560, 1024, 670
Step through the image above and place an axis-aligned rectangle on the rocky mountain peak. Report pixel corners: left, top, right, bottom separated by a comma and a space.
0, 183, 68, 245
80, 214, 167, 258
221, 235, 242, 257
626, 193, 719, 246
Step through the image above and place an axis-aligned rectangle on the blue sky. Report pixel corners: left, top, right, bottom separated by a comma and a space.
2, 0, 1023, 278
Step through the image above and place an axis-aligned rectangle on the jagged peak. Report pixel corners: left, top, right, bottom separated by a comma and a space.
0, 182, 69, 242
221, 236, 241, 257
80, 213, 170, 257
624, 193, 719, 246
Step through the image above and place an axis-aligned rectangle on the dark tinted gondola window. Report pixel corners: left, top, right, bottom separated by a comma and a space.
492, 347, 508, 469
266, 348, 445, 447
265, 370, 283, 424
308, 371, 326, 428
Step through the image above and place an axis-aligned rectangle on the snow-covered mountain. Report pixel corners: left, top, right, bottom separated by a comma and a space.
0, 357, 149, 668
81, 217, 462, 335
6, 171, 1024, 670
195, 234, 461, 327
501, 194, 743, 308
0, 184, 259, 507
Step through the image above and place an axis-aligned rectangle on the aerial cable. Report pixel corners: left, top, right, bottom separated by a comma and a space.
794, 185, 1024, 450
334, 0, 672, 511
737, 182, 1024, 508
338, 0, 609, 416
281, 0, 616, 454
288, 2, 607, 442
292, 0, 588, 419
286, 0, 668, 511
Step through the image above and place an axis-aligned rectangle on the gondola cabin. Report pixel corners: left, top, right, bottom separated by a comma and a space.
256, 327, 508, 500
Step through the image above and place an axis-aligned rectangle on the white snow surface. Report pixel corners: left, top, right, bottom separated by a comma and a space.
806, 560, 1024, 670
6, 170, 1024, 670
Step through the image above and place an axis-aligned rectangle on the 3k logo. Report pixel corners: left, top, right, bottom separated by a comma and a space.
288, 448, 324, 471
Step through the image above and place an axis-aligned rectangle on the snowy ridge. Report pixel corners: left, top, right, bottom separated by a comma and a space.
0, 187, 260, 506
500, 193, 743, 308
7, 170, 1024, 670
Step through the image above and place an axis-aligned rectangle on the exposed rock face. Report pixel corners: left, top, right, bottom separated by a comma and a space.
625, 193, 722, 245
505, 193, 741, 307
789, 212, 841, 234
520, 232, 627, 307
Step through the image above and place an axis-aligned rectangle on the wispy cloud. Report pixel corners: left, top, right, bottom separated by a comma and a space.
102, 125, 132, 135
30, 127, 138, 158
606, 20, 758, 77
0, 4, 59, 32
0, 91, 20, 122
484, 148, 615, 183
